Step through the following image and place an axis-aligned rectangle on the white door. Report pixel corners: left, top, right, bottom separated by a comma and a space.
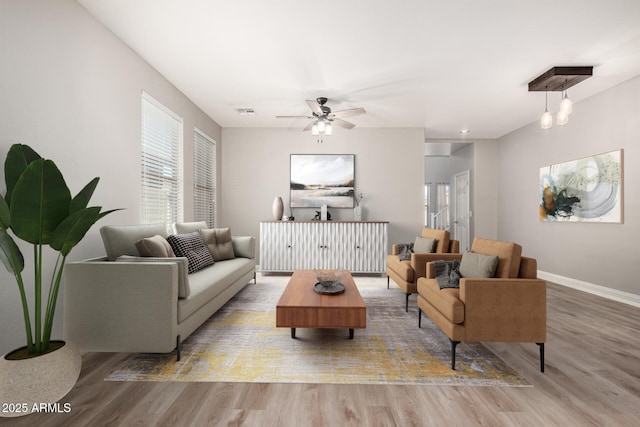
453, 170, 470, 252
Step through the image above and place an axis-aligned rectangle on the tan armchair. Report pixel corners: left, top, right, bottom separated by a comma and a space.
417, 237, 547, 371
387, 228, 460, 311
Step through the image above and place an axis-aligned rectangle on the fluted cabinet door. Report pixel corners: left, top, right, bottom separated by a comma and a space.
260, 222, 293, 272
324, 222, 356, 270
291, 222, 322, 270
352, 222, 388, 273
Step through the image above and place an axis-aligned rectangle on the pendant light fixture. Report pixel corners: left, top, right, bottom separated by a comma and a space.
528, 66, 592, 130
541, 91, 553, 129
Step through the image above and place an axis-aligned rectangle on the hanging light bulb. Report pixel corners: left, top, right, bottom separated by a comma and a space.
324, 122, 332, 135
559, 90, 572, 116
557, 108, 569, 126
541, 91, 553, 129
317, 119, 326, 133
311, 123, 319, 136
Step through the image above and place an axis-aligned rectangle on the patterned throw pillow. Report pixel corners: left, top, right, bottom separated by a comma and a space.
167, 232, 214, 274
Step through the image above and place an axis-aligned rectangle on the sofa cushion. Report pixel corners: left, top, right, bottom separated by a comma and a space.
178, 257, 255, 323
100, 224, 169, 261
420, 228, 450, 253
417, 278, 464, 324
459, 251, 499, 278
200, 228, 236, 261
386, 255, 414, 282
174, 221, 208, 234
167, 232, 215, 274
135, 235, 175, 258
470, 238, 522, 278
413, 237, 436, 254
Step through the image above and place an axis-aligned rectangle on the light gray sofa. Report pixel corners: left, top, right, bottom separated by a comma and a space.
63, 222, 255, 360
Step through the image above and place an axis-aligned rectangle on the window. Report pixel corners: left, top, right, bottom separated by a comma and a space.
141, 92, 183, 228
194, 128, 216, 227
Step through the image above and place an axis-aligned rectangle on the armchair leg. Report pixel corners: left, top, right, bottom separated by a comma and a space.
537, 342, 545, 372
405, 293, 409, 312
418, 308, 422, 328
387, 276, 390, 289
450, 339, 460, 370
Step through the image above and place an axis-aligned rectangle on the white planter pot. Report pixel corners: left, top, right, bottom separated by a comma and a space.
0, 341, 81, 418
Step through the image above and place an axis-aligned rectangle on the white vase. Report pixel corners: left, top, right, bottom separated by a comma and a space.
0, 341, 82, 417
272, 196, 284, 220
354, 206, 362, 221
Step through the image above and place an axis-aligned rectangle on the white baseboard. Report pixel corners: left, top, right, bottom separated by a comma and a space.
538, 271, 640, 308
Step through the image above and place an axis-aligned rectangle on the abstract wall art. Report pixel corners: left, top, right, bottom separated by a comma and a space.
540, 149, 623, 223
290, 154, 355, 208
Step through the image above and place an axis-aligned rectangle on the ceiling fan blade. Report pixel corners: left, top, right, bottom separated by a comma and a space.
302, 121, 315, 131
306, 99, 323, 116
331, 118, 356, 129
330, 107, 366, 119
276, 115, 314, 119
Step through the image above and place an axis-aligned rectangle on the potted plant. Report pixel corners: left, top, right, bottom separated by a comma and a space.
0, 143, 118, 417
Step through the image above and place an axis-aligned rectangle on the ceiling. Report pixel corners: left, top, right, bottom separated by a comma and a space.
77, 0, 640, 140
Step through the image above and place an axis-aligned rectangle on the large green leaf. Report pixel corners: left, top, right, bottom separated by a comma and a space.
50, 206, 101, 256
70, 177, 99, 213
50, 207, 122, 256
0, 196, 10, 229
10, 159, 71, 244
0, 229, 24, 274
4, 144, 41, 205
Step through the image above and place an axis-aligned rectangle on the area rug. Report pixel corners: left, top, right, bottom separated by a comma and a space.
105, 275, 531, 386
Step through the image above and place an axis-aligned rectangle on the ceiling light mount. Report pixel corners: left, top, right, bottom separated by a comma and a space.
528, 66, 593, 92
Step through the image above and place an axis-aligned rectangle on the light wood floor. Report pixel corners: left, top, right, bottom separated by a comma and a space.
5, 278, 639, 426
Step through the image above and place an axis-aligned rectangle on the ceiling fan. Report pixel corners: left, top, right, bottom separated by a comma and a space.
276, 97, 366, 135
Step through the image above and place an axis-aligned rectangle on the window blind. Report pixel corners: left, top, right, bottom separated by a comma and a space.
194, 128, 216, 227
141, 92, 183, 228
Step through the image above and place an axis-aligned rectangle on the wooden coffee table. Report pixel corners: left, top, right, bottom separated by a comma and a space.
276, 270, 366, 339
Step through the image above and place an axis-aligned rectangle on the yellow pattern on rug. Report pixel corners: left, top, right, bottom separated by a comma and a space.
106, 276, 531, 386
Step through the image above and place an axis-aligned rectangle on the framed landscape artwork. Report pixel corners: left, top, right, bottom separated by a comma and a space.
290, 154, 355, 208
539, 149, 623, 223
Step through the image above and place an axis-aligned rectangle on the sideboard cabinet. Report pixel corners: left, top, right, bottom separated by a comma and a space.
259, 221, 388, 273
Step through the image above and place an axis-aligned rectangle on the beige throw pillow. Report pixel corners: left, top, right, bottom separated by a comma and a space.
413, 236, 436, 253
199, 228, 236, 261
135, 235, 175, 257
459, 251, 499, 278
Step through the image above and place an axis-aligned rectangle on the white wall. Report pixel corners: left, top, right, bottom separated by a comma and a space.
497, 75, 640, 298
220, 127, 426, 262
0, 0, 221, 354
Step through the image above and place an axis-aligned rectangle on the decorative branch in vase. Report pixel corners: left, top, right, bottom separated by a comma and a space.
353, 192, 363, 221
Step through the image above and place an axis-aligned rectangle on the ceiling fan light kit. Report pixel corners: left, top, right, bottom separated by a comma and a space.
528, 66, 592, 129
277, 97, 365, 138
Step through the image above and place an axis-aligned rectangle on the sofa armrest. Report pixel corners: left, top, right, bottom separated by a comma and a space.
63, 259, 179, 353
232, 236, 255, 259
391, 244, 400, 255
459, 278, 547, 342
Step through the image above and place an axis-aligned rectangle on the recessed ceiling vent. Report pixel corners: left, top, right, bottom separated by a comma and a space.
236, 108, 256, 116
